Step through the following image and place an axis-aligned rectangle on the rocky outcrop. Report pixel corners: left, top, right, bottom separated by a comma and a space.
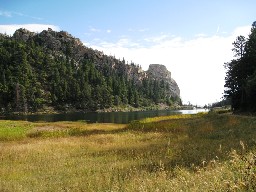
169, 78, 180, 98
147, 64, 180, 98
126, 64, 147, 83
13, 28, 35, 41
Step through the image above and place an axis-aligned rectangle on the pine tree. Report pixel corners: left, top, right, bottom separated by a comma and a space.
224, 21, 256, 112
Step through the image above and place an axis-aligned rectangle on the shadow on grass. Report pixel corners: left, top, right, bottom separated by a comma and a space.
89, 114, 256, 173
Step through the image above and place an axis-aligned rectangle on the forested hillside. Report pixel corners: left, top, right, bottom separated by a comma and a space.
224, 22, 256, 112
0, 28, 181, 113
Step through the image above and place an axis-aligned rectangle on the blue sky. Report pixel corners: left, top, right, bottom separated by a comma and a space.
0, 0, 255, 105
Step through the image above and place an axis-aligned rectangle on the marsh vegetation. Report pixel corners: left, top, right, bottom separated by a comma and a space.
0, 113, 256, 191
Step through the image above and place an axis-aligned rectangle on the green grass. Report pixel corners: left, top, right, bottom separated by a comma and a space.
0, 120, 33, 141
0, 113, 256, 191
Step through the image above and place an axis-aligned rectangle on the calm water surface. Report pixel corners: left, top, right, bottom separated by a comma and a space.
1, 109, 207, 124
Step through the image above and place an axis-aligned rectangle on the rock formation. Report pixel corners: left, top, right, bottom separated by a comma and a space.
147, 64, 180, 98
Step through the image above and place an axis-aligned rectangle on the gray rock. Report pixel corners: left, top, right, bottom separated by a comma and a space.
147, 64, 180, 98
13, 28, 35, 41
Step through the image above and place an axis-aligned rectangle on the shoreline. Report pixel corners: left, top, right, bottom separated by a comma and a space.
0, 104, 197, 116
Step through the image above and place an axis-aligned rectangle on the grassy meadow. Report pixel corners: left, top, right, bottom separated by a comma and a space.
0, 112, 256, 191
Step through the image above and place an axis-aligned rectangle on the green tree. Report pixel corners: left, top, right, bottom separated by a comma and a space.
224, 21, 256, 112
232, 35, 246, 58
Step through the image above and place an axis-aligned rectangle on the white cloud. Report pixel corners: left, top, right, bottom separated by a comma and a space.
232, 25, 251, 37
216, 26, 220, 34
0, 10, 43, 20
144, 34, 170, 43
138, 28, 149, 32
195, 33, 208, 38
0, 10, 12, 17
128, 28, 149, 32
88, 27, 112, 34
89, 26, 101, 32
87, 25, 252, 106
0, 24, 60, 35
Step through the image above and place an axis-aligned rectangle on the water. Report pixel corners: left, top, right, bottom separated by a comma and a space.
0, 109, 207, 124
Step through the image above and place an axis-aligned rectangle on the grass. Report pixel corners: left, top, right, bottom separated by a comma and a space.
0, 120, 33, 141
0, 113, 256, 191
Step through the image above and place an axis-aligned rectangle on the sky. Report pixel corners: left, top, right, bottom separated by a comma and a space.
0, 0, 255, 106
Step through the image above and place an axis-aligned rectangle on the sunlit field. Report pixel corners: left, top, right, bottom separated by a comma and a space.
0, 113, 256, 191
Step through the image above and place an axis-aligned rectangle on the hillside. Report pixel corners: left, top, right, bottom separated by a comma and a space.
0, 28, 180, 113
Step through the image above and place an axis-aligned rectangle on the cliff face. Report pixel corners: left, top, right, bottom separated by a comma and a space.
147, 64, 180, 98
12, 28, 180, 99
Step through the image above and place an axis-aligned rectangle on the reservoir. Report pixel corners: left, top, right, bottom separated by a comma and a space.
0, 109, 207, 124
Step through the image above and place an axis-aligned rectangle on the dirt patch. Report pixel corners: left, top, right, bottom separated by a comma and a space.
33, 125, 67, 132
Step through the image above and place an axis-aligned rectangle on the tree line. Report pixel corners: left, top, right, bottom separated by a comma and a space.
0, 32, 180, 113
224, 21, 256, 112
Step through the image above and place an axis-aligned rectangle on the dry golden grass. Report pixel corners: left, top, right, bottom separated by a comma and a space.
0, 113, 256, 191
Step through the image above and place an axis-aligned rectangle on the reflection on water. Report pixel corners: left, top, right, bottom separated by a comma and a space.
1, 109, 207, 124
